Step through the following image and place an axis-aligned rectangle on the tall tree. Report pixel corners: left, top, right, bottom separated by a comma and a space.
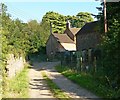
74, 12, 93, 28
42, 11, 66, 33
97, 2, 120, 87
42, 11, 94, 33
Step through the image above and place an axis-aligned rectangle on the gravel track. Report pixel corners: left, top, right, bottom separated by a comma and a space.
28, 61, 101, 100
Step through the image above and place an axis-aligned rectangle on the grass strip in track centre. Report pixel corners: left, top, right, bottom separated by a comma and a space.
41, 71, 71, 100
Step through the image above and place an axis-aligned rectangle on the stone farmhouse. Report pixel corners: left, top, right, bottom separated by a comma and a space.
46, 20, 101, 59
46, 21, 80, 58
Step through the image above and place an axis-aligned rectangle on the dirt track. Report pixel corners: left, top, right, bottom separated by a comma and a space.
28, 62, 58, 99
28, 61, 100, 100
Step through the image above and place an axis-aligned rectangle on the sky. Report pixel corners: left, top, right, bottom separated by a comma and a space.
4, 0, 102, 23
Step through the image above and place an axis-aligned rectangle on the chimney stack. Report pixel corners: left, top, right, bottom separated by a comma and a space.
50, 21, 52, 34
66, 20, 70, 29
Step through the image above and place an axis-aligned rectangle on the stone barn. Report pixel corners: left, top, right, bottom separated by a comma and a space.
46, 33, 76, 58
76, 21, 101, 64
76, 21, 101, 51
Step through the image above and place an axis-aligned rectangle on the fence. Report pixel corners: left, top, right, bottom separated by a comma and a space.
56, 49, 102, 74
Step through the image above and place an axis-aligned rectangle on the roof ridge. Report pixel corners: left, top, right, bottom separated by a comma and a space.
76, 21, 99, 35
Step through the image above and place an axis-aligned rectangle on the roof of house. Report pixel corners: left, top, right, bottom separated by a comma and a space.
52, 33, 74, 43
61, 43, 76, 51
76, 21, 100, 35
69, 28, 80, 35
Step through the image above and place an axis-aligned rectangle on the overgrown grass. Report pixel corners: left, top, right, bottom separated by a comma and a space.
55, 65, 120, 99
41, 71, 71, 100
3, 64, 29, 98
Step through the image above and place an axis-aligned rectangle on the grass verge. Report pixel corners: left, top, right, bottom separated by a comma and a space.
41, 71, 71, 100
55, 65, 120, 99
3, 64, 29, 98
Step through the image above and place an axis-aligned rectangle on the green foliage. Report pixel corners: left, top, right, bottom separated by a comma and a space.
42, 11, 66, 33
101, 20, 120, 86
1, 4, 50, 97
97, 2, 120, 87
3, 65, 29, 98
56, 65, 120, 99
39, 21, 50, 46
42, 11, 94, 33
1, 3, 50, 60
71, 12, 94, 28
25, 20, 50, 53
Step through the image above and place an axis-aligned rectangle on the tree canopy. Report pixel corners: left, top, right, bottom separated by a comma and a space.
1, 3, 50, 66
42, 11, 94, 33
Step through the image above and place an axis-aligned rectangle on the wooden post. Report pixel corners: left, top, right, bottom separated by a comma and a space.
60, 52, 62, 67
70, 52, 72, 69
76, 52, 79, 72
80, 56, 83, 72
76, 51, 81, 72
94, 56, 97, 73
104, 0, 107, 33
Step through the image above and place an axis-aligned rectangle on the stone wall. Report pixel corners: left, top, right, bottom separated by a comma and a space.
76, 32, 100, 51
6, 54, 25, 78
46, 34, 59, 57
